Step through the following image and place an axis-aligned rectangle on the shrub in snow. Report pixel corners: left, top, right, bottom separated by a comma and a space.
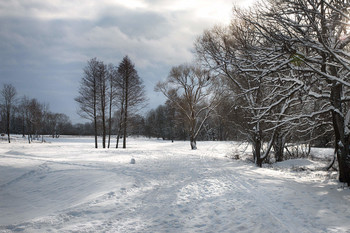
130, 158, 136, 164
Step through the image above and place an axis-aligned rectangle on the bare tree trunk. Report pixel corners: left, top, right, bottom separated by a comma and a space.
100, 79, 106, 149
102, 111, 106, 148
107, 65, 114, 149
28, 131, 32, 144
6, 112, 10, 143
122, 114, 127, 148
327, 149, 337, 171
116, 118, 122, 149
93, 77, 98, 149
27, 120, 31, 144
123, 73, 129, 149
190, 136, 197, 150
22, 117, 25, 137
94, 116, 98, 149
274, 131, 285, 162
189, 111, 197, 150
331, 83, 350, 185
116, 101, 124, 148
116, 134, 120, 148
107, 102, 112, 148
253, 136, 262, 167
107, 80, 113, 148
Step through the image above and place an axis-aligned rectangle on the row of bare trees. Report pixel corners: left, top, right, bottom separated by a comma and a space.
0, 83, 72, 143
189, 0, 350, 184
75, 56, 147, 149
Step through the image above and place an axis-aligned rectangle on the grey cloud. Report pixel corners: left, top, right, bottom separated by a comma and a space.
96, 7, 171, 40
0, 0, 240, 123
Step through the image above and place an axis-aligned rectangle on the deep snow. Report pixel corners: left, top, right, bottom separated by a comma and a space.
0, 136, 350, 232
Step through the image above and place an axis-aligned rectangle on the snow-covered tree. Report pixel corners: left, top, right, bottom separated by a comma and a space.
239, 0, 350, 184
195, 14, 308, 166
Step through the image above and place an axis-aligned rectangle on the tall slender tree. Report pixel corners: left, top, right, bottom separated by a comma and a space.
96, 61, 108, 148
75, 58, 102, 148
114, 66, 126, 149
116, 56, 147, 148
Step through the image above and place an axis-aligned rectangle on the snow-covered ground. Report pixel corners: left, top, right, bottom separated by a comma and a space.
0, 136, 350, 232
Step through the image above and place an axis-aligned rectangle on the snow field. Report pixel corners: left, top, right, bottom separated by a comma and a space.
0, 137, 350, 232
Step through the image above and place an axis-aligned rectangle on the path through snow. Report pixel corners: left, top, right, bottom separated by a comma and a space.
0, 137, 349, 232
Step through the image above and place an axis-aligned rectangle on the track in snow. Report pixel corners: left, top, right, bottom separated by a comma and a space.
0, 138, 349, 232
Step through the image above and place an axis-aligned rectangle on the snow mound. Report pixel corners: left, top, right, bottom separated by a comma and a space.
274, 158, 323, 170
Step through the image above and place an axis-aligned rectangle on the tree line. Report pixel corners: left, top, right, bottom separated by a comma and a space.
0, 83, 74, 142
0, 80, 147, 143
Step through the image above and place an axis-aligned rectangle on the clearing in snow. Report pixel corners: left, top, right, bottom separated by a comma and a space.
0, 136, 350, 232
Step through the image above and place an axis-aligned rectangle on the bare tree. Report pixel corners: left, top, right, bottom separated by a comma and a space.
75, 58, 103, 148
46, 112, 57, 138
21, 97, 43, 143
116, 56, 147, 148
44, 112, 71, 138
40, 103, 49, 142
1, 84, 17, 143
114, 60, 127, 148
55, 113, 71, 137
18, 96, 29, 139
156, 64, 221, 149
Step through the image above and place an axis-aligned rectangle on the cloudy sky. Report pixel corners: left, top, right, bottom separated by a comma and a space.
0, 0, 255, 123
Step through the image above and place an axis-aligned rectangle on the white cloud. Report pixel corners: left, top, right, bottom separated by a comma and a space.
113, 0, 148, 9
